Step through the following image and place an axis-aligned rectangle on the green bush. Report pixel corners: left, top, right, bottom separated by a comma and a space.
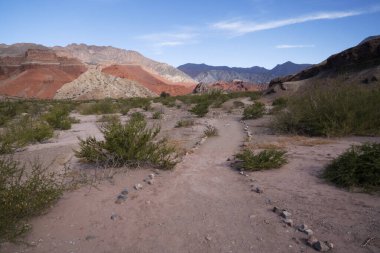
152, 111, 163, 119
97, 114, 120, 123
76, 114, 177, 170
204, 125, 218, 137
271, 97, 287, 113
0, 158, 63, 242
160, 91, 171, 98
175, 119, 195, 128
190, 102, 210, 117
77, 99, 116, 115
235, 149, 287, 171
0, 116, 54, 154
323, 143, 380, 191
273, 84, 380, 136
243, 102, 265, 119
44, 105, 75, 130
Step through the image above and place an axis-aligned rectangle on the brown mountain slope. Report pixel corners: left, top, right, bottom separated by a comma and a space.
276, 36, 380, 83
53, 44, 196, 85
0, 49, 87, 99
102, 65, 195, 96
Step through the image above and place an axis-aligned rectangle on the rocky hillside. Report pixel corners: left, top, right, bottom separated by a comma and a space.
273, 36, 380, 83
178, 61, 311, 84
0, 48, 87, 99
266, 36, 380, 94
0, 43, 196, 99
55, 67, 155, 100
53, 44, 195, 84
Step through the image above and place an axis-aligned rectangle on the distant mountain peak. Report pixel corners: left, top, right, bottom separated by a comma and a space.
178, 62, 312, 84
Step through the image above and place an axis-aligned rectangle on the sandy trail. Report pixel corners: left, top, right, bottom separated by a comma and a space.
3, 113, 379, 253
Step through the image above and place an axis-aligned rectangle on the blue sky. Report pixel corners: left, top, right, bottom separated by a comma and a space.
0, 0, 379, 68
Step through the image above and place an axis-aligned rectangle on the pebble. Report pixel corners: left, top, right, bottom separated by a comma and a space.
283, 218, 294, 227
307, 235, 318, 246
134, 183, 143, 190
281, 210, 291, 219
254, 187, 263, 193
147, 179, 154, 185
120, 188, 129, 195
313, 241, 330, 252
148, 174, 155, 179
298, 224, 308, 232
304, 229, 314, 236
110, 213, 122, 221
205, 235, 212, 241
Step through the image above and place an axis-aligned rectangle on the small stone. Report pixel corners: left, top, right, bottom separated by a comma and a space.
313, 241, 330, 252
239, 171, 245, 175
273, 206, 281, 214
147, 179, 154, 185
298, 224, 308, 232
148, 174, 155, 179
110, 213, 121, 221
255, 187, 263, 193
115, 194, 127, 204
205, 235, 212, 241
326, 241, 334, 249
154, 169, 160, 175
283, 219, 294, 227
307, 235, 318, 246
304, 229, 314, 236
120, 188, 129, 195
85, 235, 96, 241
281, 210, 291, 219
134, 183, 143, 190
227, 158, 231, 161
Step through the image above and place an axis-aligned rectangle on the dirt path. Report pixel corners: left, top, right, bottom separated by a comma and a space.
4, 113, 379, 253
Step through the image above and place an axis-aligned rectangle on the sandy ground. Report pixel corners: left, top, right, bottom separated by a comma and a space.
1, 103, 380, 253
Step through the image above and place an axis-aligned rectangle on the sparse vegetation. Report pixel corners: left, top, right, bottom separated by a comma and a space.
0, 157, 64, 242
204, 125, 218, 137
175, 119, 195, 128
235, 149, 287, 171
44, 104, 76, 130
323, 143, 380, 192
152, 111, 163, 119
190, 102, 209, 117
243, 102, 265, 119
77, 99, 116, 115
76, 113, 177, 170
273, 84, 380, 136
271, 97, 287, 113
97, 114, 120, 123
0, 116, 54, 154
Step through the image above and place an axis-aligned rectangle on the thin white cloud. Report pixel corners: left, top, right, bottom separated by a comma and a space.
210, 10, 368, 36
138, 32, 199, 49
276, 44, 315, 49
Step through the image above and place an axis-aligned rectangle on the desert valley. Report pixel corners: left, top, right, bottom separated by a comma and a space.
0, 1, 379, 252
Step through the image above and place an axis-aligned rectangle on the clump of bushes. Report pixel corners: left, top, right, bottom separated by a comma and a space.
323, 143, 380, 192
190, 102, 210, 117
152, 111, 163, 119
76, 113, 177, 170
175, 119, 195, 128
160, 91, 170, 98
273, 84, 380, 136
235, 149, 287, 171
243, 102, 265, 119
77, 99, 116, 115
204, 125, 218, 137
97, 114, 120, 124
0, 116, 53, 154
271, 97, 287, 113
0, 158, 64, 242
44, 105, 76, 130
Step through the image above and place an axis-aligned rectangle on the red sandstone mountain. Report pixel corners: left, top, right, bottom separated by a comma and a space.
0, 49, 87, 99
102, 65, 194, 96
0, 43, 196, 99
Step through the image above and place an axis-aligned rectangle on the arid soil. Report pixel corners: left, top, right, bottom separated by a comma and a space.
1, 102, 379, 253
102, 65, 195, 96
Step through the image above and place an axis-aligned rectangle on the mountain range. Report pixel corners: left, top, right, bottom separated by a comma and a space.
0, 43, 196, 99
177, 61, 312, 84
